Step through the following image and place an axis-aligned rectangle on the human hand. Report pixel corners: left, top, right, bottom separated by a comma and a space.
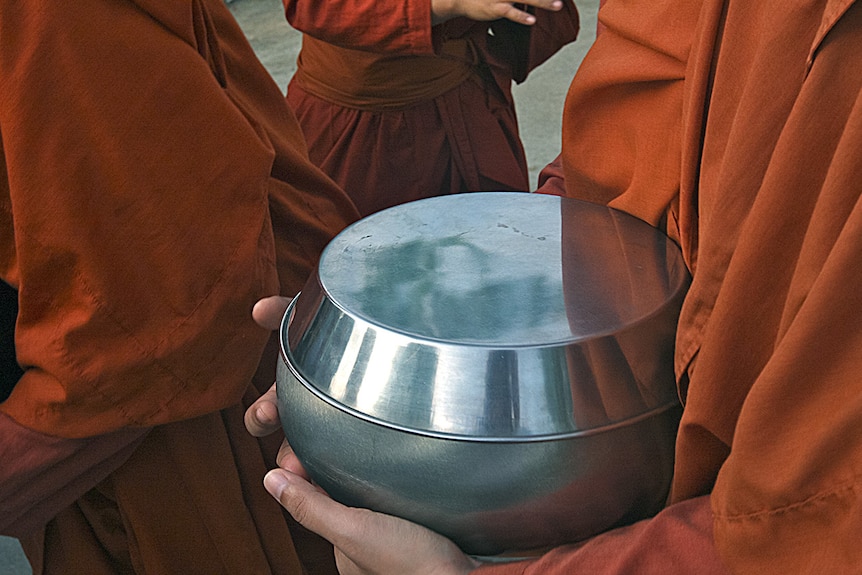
264, 445, 481, 575
244, 296, 292, 438
431, 0, 563, 26
248, 295, 479, 573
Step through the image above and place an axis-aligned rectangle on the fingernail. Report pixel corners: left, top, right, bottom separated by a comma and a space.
264, 470, 289, 499
256, 405, 271, 423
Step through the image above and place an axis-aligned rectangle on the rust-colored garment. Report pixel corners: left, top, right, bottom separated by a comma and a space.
283, 0, 579, 216
0, 0, 358, 573
478, 0, 862, 573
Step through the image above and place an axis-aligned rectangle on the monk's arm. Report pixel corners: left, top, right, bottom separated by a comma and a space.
430, 0, 563, 26
0, 0, 280, 437
0, 0, 279, 529
283, 0, 436, 53
283, 0, 566, 53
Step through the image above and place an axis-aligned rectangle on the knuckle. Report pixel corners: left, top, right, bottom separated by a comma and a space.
287, 490, 312, 525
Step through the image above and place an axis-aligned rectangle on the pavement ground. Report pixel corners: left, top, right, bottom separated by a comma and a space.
0, 0, 598, 571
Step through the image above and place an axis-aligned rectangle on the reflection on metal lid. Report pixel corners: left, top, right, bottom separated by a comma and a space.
318, 192, 687, 346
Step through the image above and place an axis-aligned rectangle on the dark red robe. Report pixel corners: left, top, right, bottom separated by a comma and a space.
0, 1, 358, 572
283, 0, 580, 216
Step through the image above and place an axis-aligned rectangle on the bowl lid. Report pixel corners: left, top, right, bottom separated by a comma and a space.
284, 192, 688, 438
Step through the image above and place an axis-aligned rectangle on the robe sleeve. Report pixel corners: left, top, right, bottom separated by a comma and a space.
471, 1, 730, 571
0, 0, 358, 535
0, 1, 311, 438
0, 0, 278, 439
283, 0, 435, 54
283, 0, 579, 83
708, 159, 862, 573
702, 7, 862, 568
524, 1, 862, 572
471, 497, 729, 574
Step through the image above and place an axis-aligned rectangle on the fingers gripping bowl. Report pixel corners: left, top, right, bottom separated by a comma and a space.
276, 192, 689, 557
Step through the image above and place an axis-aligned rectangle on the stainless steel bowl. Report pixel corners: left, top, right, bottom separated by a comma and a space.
277, 192, 689, 556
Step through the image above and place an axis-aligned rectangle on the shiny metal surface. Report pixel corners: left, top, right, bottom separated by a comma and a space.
278, 191, 689, 555
278, 355, 680, 556
286, 192, 688, 438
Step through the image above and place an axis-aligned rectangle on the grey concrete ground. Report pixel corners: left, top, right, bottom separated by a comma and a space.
0, 535, 28, 574
0, 1, 597, 572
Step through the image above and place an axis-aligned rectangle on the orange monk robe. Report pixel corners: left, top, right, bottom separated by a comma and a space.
0, 1, 358, 573
282, 0, 579, 216
476, 0, 862, 573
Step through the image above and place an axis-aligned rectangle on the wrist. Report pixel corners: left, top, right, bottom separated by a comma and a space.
430, 0, 457, 25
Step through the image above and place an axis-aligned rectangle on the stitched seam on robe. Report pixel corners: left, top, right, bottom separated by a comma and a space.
713, 476, 859, 521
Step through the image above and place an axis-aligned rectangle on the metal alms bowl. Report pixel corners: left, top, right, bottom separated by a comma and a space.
276, 192, 689, 557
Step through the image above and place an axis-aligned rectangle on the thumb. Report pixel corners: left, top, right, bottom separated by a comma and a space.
252, 295, 292, 331
264, 468, 358, 544
244, 383, 281, 437
264, 470, 480, 575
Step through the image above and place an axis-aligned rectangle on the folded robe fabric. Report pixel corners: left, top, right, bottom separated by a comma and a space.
478, 0, 862, 572
282, 0, 579, 215
0, 0, 358, 571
